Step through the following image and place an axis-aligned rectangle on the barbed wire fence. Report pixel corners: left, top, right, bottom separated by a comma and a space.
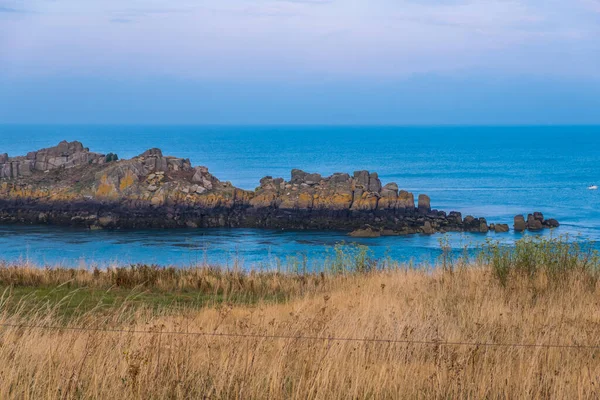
1, 322, 599, 350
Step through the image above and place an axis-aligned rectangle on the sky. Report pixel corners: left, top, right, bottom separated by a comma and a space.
0, 0, 599, 124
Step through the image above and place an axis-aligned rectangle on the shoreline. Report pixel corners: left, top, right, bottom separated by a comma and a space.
1, 140, 558, 235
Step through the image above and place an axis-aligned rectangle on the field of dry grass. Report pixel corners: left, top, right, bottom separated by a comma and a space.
1, 237, 600, 399
0, 266, 599, 398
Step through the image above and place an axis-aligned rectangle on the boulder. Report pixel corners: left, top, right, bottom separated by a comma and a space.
418, 194, 431, 214
259, 176, 276, 190
494, 224, 510, 233
397, 190, 415, 211
349, 226, 381, 238
382, 182, 398, 194
544, 218, 560, 228
533, 212, 544, 223
192, 166, 215, 190
140, 148, 163, 158
463, 215, 480, 232
353, 170, 370, 188
330, 173, 351, 184
291, 169, 307, 184
479, 218, 489, 233
304, 173, 322, 185
98, 215, 118, 227
527, 217, 543, 231
514, 215, 527, 232
448, 211, 462, 224
422, 221, 434, 235
378, 183, 399, 209
368, 172, 382, 192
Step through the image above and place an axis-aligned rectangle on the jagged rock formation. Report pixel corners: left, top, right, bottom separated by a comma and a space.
0, 141, 105, 179
0, 141, 560, 234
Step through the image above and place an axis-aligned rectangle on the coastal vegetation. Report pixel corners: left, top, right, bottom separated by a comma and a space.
1, 236, 600, 398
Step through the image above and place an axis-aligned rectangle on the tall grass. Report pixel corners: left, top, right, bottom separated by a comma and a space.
1, 236, 600, 398
481, 235, 600, 287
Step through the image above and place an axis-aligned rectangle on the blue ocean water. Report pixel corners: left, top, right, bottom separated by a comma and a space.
0, 125, 599, 267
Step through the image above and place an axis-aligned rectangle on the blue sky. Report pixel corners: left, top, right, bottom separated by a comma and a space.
1, 0, 599, 124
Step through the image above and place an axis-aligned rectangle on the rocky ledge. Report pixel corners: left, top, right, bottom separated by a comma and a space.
0, 141, 559, 235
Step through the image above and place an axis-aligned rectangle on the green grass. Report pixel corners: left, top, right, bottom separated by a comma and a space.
480, 235, 600, 287
0, 285, 287, 320
2, 235, 598, 320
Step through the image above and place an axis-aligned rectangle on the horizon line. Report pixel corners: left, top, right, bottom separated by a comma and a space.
2, 123, 600, 128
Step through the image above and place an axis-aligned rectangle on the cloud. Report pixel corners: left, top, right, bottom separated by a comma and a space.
277, 0, 332, 4
205, 4, 304, 18
110, 18, 132, 23
0, 4, 27, 13
111, 7, 194, 18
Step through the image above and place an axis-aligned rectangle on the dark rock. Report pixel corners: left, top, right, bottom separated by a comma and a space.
330, 173, 351, 184
140, 148, 163, 158
291, 169, 307, 184
463, 215, 479, 232
304, 173, 322, 185
418, 194, 431, 214
479, 218, 489, 233
514, 215, 527, 232
368, 172, 382, 192
422, 221, 434, 234
544, 218, 560, 228
448, 211, 462, 224
349, 226, 381, 238
353, 170, 370, 188
494, 224, 510, 233
533, 212, 544, 222
527, 214, 543, 231
259, 176, 274, 188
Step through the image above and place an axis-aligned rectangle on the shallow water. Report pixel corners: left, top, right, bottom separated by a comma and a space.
0, 225, 584, 268
0, 125, 599, 267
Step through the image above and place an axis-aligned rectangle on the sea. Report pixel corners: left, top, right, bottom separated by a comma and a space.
1, 125, 599, 268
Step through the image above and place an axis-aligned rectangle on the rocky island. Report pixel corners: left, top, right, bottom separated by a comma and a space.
0, 141, 559, 235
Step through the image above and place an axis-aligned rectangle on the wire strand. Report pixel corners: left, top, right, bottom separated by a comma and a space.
1, 322, 598, 350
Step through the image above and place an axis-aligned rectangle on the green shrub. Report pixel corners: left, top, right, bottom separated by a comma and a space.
326, 243, 375, 274
105, 153, 119, 162
481, 236, 600, 287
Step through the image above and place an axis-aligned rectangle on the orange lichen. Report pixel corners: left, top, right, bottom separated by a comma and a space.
297, 192, 313, 209
119, 171, 136, 191
96, 175, 116, 198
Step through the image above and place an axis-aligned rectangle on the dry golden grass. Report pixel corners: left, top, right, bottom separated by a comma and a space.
2, 263, 600, 399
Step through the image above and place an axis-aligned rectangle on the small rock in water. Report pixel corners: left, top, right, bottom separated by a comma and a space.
494, 224, 510, 233
349, 226, 381, 238
514, 215, 527, 232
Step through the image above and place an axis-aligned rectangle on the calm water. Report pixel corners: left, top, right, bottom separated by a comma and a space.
0, 125, 599, 267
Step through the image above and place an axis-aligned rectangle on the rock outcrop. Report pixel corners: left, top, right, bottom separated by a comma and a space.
514, 213, 559, 232
0, 141, 105, 179
0, 141, 561, 234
